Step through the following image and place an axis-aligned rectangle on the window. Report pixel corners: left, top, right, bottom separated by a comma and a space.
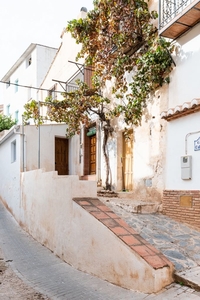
26, 55, 32, 68
15, 110, 19, 123
15, 79, 19, 93
11, 140, 16, 163
6, 104, 10, 116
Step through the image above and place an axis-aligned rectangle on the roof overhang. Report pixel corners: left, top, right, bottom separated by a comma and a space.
161, 98, 200, 121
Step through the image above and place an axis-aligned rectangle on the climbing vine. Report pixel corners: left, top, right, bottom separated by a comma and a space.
24, 0, 175, 190
67, 0, 174, 126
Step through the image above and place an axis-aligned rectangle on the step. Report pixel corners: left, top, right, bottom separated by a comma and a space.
174, 267, 200, 291
105, 199, 200, 291
80, 175, 97, 181
97, 190, 118, 198
99, 197, 162, 214
115, 202, 162, 214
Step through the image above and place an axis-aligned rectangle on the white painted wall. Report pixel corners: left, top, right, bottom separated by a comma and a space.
19, 169, 173, 293
164, 23, 200, 190
1, 44, 57, 124
0, 128, 22, 218
0, 123, 68, 219
169, 23, 200, 108
38, 11, 87, 177
24, 124, 68, 172
99, 88, 168, 201
165, 112, 200, 190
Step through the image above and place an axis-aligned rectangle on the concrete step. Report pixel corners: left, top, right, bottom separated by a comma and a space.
98, 196, 200, 291
99, 197, 162, 214
97, 190, 118, 198
80, 174, 97, 181
174, 267, 200, 291
115, 201, 162, 214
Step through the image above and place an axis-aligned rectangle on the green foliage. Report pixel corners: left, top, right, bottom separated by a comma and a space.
23, 81, 110, 137
0, 114, 17, 132
66, 0, 174, 126
23, 100, 43, 126
24, 0, 174, 134
23, 0, 175, 190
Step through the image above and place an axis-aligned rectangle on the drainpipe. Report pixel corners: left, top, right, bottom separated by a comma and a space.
38, 101, 41, 169
185, 130, 200, 155
14, 124, 26, 172
97, 121, 101, 184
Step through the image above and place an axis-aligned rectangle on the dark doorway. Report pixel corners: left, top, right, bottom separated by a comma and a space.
55, 137, 69, 175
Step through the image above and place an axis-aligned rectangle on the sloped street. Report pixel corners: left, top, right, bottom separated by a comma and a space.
1, 199, 200, 299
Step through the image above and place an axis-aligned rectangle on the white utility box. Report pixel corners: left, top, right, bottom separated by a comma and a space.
181, 155, 192, 180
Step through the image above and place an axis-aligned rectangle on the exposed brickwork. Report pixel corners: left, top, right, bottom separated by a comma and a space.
73, 197, 173, 270
163, 190, 200, 229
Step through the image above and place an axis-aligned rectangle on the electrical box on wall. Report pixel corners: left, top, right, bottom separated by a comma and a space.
181, 155, 192, 180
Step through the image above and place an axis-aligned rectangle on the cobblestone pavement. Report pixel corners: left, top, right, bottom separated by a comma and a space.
1, 200, 200, 299
100, 197, 200, 272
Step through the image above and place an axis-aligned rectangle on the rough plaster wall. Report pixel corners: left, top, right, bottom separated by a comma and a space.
101, 81, 169, 202
99, 54, 170, 200
20, 169, 172, 293
70, 202, 172, 293
132, 88, 168, 202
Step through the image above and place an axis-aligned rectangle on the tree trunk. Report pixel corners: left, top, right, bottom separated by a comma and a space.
102, 124, 112, 191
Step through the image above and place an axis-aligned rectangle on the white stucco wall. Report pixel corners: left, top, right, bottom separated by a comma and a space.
165, 112, 200, 190
100, 87, 168, 201
164, 23, 200, 191
38, 12, 87, 178
0, 128, 22, 218
19, 169, 172, 293
169, 23, 200, 108
24, 124, 68, 172
0, 122, 77, 221
1, 44, 57, 124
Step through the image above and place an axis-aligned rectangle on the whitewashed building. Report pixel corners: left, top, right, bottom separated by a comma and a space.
1, 43, 58, 124
1, 3, 199, 231
38, 8, 99, 178
38, 6, 169, 202
159, 0, 200, 228
0, 43, 68, 214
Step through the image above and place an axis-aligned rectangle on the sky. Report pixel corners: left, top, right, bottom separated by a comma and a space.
0, 0, 94, 80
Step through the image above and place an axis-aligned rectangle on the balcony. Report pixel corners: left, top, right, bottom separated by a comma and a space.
159, 0, 200, 39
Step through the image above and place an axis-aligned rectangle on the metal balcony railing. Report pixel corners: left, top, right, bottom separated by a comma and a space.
159, 0, 193, 29
159, 0, 200, 39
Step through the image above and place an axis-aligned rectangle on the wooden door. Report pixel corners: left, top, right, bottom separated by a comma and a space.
55, 137, 68, 175
90, 135, 96, 174
122, 131, 133, 191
